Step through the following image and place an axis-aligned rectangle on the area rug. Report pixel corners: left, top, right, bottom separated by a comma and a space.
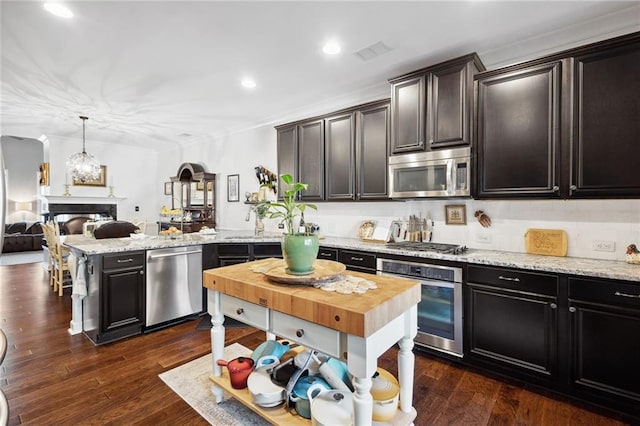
159, 343, 269, 425
0, 251, 44, 266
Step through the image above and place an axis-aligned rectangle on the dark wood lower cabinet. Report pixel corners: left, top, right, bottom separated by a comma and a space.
465, 282, 558, 381
568, 277, 640, 416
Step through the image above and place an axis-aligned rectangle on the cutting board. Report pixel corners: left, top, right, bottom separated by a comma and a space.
524, 228, 568, 256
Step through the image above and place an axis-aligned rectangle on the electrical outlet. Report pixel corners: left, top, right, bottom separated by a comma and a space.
592, 240, 615, 252
476, 234, 492, 244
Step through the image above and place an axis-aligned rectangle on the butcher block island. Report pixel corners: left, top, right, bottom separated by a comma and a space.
203, 258, 421, 426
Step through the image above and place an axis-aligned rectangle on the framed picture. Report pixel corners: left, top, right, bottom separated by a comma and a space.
445, 204, 467, 225
164, 182, 172, 195
73, 165, 107, 186
227, 174, 239, 202
39, 162, 49, 186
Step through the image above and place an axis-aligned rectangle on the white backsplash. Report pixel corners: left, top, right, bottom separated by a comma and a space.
279, 198, 640, 262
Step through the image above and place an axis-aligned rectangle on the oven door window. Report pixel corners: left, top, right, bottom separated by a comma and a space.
394, 164, 447, 193
419, 282, 455, 340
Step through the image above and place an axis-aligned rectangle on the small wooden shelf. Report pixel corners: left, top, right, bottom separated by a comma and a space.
209, 370, 417, 425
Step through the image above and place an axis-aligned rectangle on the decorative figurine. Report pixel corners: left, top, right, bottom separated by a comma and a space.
474, 210, 492, 228
626, 244, 640, 264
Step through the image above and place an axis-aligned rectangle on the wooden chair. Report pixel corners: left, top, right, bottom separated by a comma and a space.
43, 222, 72, 296
41, 223, 56, 289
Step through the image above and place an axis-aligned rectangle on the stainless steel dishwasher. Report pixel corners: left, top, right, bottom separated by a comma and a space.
145, 245, 203, 329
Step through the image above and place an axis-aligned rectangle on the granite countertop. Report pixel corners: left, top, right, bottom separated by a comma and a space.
64, 231, 640, 283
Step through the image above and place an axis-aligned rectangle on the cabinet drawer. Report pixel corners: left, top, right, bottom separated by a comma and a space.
218, 244, 250, 257
220, 294, 269, 329
103, 252, 144, 269
317, 247, 338, 261
253, 243, 282, 258
569, 277, 640, 308
339, 250, 376, 270
467, 265, 557, 296
271, 311, 341, 359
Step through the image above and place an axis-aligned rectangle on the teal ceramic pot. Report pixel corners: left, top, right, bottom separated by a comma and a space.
281, 234, 319, 274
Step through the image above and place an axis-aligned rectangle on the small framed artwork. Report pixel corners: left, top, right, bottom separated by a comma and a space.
227, 174, 239, 202
39, 162, 50, 186
445, 204, 467, 225
73, 165, 107, 186
164, 182, 172, 195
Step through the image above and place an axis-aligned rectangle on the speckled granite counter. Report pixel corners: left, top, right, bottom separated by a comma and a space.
64, 231, 640, 283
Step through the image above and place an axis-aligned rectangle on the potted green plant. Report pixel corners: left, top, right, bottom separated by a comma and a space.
262, 174, 318, 274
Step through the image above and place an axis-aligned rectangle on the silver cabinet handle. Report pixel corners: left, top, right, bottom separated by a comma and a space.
570, 185, 577, 190
148, 249, 202, 260
319, 252, 332, 257
615, 291, 640, 299
351, 257, 363, 262
552, 185, 559, 192
498, 276, 520, 282
569, 307, 577, 313
117, 258, 134, 263
550, 303, 557, 309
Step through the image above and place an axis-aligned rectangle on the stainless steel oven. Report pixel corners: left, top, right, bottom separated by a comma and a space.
377, 257, 463, 357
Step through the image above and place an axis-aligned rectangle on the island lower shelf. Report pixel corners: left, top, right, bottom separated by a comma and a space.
209, 370, 417, 425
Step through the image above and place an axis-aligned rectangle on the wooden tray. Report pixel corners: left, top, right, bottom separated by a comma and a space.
262, 259, 346, 284
524, 228, 568, 256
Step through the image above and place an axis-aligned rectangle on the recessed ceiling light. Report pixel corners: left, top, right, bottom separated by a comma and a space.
323, 41, 341, 55
241, 78, 256, 89
43, 3, 74, 19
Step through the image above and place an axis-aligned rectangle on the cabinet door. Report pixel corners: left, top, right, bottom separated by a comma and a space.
276, 125, 297, 198
298, 119, 325, 200
466, 283, 558, 380
571, 42, 640, 197
569, 301, 640, 405
101, 267, 144, 332
429, 62, 468, 148
476, 62, 561, 198
390, 75, 425, 153
325, 112, 355, 200
357, 102, 390, 199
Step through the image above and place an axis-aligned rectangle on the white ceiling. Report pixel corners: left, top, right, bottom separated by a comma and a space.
1, 1, 639, 151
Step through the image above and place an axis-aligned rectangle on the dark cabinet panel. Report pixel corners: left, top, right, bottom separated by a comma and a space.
276, 125, 297, 197
390, 75, 425, 153
317, 247, 338, 261
101, 268, 144, 332
429, 62, 467, 148
298, 119, 325, 200
339, 249, 376, 273
465, 266, 559, 381
476, 62, 561, 197
325, 112, 355, 200
572, 42, 640, 196
568, 277, 640, 409
99, 252, 145, 342
357, 102, 390, 199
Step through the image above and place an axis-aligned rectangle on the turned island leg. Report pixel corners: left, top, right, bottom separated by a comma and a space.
352, 376, 373, 426
397, 336, 415, 413
209, 290, 225, 403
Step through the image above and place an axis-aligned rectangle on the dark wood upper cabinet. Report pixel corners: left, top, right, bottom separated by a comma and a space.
356, 101, 390, 199
475, 31, 640, 199
571, 40, 640, 197
297, 119, 325, 201
325, 112, 355, 200
390, 75, 425, 153
389, 53, 484, 154
475, 61, 562, 198
276, 125, 297, 198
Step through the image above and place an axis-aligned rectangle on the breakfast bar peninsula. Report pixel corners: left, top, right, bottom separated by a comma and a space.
203, 258, 421, 425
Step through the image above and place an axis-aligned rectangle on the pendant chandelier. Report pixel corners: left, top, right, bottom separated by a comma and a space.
66, 115, 100, 183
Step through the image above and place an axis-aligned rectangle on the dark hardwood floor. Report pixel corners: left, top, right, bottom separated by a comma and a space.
0, 262, 631, 425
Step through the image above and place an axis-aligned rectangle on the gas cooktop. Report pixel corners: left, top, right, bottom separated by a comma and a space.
385, 241, 468, 255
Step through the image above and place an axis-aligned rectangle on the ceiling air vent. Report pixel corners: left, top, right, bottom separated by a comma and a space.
354, 41, 392, 61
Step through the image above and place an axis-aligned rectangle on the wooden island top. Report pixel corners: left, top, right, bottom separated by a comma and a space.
203, 258, 421, 338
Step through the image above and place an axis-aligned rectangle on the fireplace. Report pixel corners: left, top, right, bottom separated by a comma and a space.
43, 196, 124, 223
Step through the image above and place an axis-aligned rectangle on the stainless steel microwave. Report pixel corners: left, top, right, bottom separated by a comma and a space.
388, 146, 471, 198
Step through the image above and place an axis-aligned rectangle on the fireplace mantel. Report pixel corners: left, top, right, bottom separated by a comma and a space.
44, 196, 126, 204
